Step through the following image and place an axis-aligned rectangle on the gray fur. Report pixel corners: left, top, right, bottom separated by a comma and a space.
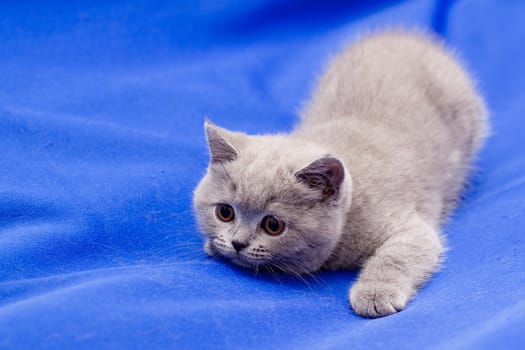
193, 32, 488, 318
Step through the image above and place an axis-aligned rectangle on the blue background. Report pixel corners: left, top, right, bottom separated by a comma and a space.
1, 0, 524, 349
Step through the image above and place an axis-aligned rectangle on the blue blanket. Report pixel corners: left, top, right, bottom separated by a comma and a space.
1, 0, 524, 348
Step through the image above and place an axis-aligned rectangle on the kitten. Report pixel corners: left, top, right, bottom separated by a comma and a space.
193, 31, 488, 318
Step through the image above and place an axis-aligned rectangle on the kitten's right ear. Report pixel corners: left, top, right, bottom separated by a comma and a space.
204, 119, 239, 163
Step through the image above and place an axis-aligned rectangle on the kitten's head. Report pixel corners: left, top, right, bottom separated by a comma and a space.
193, 120, 352, 275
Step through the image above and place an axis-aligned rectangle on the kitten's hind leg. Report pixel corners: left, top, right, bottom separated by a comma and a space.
349, 215, 444, 318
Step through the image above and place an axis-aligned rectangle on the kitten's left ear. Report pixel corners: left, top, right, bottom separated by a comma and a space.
295, 157, 345, 200
204, 119, 241, 163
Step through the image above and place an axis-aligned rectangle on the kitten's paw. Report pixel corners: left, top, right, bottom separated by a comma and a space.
349, 282, 410, 318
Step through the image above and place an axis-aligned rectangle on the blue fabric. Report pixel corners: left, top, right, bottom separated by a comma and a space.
1, 0, 524, 348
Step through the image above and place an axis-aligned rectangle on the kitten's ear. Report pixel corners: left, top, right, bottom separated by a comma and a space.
295, 157, 345, 200
204, 119, 239, 163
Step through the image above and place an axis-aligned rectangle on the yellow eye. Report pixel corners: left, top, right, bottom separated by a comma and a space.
261, 216, 285, 236
215, 204, 235, 222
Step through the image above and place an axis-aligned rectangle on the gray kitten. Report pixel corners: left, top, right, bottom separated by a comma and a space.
193, 32, 488, 318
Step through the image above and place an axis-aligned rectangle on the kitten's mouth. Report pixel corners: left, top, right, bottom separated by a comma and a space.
231, 252, 269, 270
208, 239, 267, 269
229, 252, 309, 276
231, 257, 253, 269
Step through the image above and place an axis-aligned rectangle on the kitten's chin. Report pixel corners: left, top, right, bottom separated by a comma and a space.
232, 253, 323, 276
231, 257, 254, 269
233, 253, 269, 269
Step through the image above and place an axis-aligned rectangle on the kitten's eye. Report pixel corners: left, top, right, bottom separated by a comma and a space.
216, 204, 235, 222
261, 216, 285, 236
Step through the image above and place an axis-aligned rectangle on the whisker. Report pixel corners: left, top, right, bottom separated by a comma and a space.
266, 265, 284, 286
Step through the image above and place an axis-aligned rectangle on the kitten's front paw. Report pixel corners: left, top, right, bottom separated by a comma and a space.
349, 281, 410, 318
